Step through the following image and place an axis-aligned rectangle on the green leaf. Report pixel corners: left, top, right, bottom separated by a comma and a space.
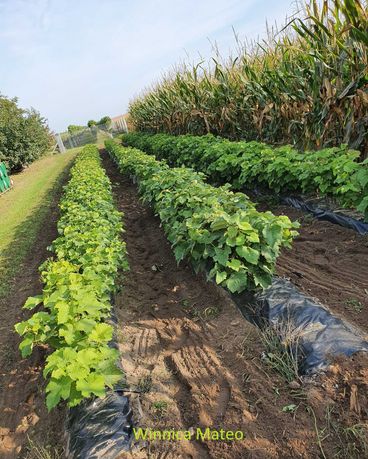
236, 246, 260, 265
226, 272, 248, 293
55, 302, 70, 325
253, 272, 272, 289
19, 337, 33, 358
174, 244, 186, 262
75, 318, 97, 333
214, 246, 231, 266
14, 321, 27, 336
89, 323, 113, 344
261, 246, 276, 263
67, 361, 89, 381
46, 387, 62, 411
46, 377, 72, 411
238, 221, 253, 231
76, 373, 106, 398
235, 234, 246, 246
357, 196, 368, 213
210, 218, 228, 230
51, 368, 65, 379
23, 295, 43, 310
59, 325, 76, 345
354, 169, 368, 188
246, 232, 260, 243
77, 348, 100, 366
215, 270, 228, 284
226, 258, 242, 271
227, 225, 238, 238
262, 224, 282, 248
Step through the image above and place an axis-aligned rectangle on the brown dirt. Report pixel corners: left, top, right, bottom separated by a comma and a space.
265, 206, 368, 335
2, 148, 366, 458
102, 152, 368, 459
0, 170, 70, 458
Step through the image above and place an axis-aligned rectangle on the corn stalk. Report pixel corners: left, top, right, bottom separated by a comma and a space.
129, 0, 368, 157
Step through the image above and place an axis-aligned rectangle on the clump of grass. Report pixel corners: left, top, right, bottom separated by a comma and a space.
182, 301, 220, 322
137, 375, 153, 393
202, 306, 220, 320
324, 406, 368, 458
345, 298, 364, 313
25, 439, 63, 459
151, 400, 168, 418
282, 403, 297, 413
336, 425, 368, 458
260, 321, 304, 383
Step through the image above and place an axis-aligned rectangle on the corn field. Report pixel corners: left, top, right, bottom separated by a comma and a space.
129, 0, 368, 157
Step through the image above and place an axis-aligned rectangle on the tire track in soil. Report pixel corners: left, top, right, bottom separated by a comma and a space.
101, 152, 324, 459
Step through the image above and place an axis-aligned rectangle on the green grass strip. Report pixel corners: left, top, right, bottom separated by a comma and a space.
0, 149, 79, 298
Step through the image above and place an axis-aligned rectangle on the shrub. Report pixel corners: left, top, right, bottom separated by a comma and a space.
0, 95, 51, 171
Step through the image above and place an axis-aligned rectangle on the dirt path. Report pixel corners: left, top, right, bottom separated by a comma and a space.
0, 168, 70, 458
101, 152, 336, 459
266, 206, 368, 335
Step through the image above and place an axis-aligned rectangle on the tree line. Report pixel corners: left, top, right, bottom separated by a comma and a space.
0, 95, 51, 172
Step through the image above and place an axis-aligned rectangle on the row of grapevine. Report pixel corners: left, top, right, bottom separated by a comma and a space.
15, 145, 128, 410
122, 132, 368, 221
105, 140, 298, 294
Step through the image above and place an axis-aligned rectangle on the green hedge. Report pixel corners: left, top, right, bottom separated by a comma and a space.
106, 140, 298, 294
122, 132, 368, 222
0, 96, 51, 171
15, 145, 128, 410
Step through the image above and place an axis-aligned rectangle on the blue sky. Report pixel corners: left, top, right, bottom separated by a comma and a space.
0, 0, 295, 132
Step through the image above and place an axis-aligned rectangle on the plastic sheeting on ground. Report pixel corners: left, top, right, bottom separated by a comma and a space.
282, 196, 368, 235
65, 307, 133, 459
66, 390, 133, 459
230, 277, 368, 374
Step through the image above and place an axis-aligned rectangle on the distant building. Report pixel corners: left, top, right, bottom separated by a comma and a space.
111, 114, 128, 133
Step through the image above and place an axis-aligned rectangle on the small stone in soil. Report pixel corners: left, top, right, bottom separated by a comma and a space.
289, 380, 301, 389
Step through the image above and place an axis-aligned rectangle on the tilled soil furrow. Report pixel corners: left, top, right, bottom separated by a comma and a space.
270, 205, 368, 332
101, 151, 331, 459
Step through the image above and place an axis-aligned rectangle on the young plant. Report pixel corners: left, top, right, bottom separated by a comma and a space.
123, 132, 368, 221
106, 140, 299, 293
15, 145, 128, 409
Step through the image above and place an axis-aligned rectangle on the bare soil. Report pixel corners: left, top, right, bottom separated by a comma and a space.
1, 151, 367, 459
0, 170, 70, 458
102, 152, 368, 459
266, 206, 368, 335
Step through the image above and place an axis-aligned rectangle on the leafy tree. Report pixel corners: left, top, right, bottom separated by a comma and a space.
67, 124, 85, 135
98, 116, 111, 127
87, 120, 97, 128
0, 95, 51, 171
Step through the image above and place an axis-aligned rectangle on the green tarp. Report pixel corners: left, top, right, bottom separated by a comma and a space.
0, 162, 11, 193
